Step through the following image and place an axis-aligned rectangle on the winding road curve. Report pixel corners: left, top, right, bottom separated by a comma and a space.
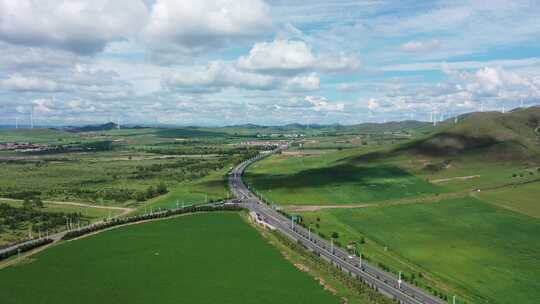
230, 145, 447, 304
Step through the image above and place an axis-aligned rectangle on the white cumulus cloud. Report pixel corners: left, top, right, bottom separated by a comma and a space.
238, 39, 359, 74
162, 61, 277, 93
305, 96, 344, 112
0, 0, 148, 54
0, 75, 61, 92
285, 73, 320, 91
144, 0, 272, 55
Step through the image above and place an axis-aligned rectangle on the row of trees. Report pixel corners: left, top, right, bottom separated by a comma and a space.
45, 182, 168, 203
0, 238, 53, 261
63, 204, 243, 240
133, 183, 168, 201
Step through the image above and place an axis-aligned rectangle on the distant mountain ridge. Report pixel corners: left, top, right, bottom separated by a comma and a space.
65, 122, 119, 133
226, 121, 429, 133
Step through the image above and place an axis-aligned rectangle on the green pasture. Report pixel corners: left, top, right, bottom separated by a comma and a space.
245, 149, 443, 205
301, 197, 540, 304
474, 181, 540, 218
0, 213, 339, 304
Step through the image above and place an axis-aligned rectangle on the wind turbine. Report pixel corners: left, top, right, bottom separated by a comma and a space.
30, 104, 34, 129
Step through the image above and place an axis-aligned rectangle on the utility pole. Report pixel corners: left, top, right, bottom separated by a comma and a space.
453, 295, 456, 304
308, 226, 311, 241
15, 117, 18, 129
398, 271, 403, 289
330, 238, 334, 254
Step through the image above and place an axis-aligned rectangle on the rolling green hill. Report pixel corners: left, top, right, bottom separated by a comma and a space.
395, 107, 540, 160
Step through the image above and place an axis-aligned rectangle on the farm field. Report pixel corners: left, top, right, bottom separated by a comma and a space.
244, 148, 444, 205
299, 197, 540, 304
0, 213, 339, 304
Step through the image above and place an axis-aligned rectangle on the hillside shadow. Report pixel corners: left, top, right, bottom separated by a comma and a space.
343, 133, 501, 163
246, 163, 413, 191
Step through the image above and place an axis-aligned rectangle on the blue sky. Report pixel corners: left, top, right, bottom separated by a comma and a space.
0, 0, 539, 126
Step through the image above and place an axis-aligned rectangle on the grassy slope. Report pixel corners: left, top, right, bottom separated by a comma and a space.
0, 213, 339, 304
474, 182, 540, 218
245, 148, 443, 205
396, 107, 540, 161
301, 198, 540, 304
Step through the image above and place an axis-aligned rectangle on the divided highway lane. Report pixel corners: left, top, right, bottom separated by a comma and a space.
230, 147, 446, 304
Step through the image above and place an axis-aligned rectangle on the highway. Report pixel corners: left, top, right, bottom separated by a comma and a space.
229, 145, 446, 304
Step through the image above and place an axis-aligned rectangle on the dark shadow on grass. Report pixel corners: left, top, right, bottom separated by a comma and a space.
246, 163, 428, 191
196, 179, 227, 188
343, 133, 502, 163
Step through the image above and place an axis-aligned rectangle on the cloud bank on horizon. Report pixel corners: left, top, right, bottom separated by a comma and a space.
0, 0, 539, 126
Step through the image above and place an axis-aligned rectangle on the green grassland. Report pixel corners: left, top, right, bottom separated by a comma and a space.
0, 151, 235, 205
0, 213, 339, 304
0, 128, 80, 144
299, 197, 540, 304
141, 166, 231, 212
245, 148, 444, 205
0, 126, 269, 206
0, 200, 120, 220
474, 182, 540, 218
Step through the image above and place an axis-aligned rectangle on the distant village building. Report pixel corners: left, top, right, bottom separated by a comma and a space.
0, 142, 50, 152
